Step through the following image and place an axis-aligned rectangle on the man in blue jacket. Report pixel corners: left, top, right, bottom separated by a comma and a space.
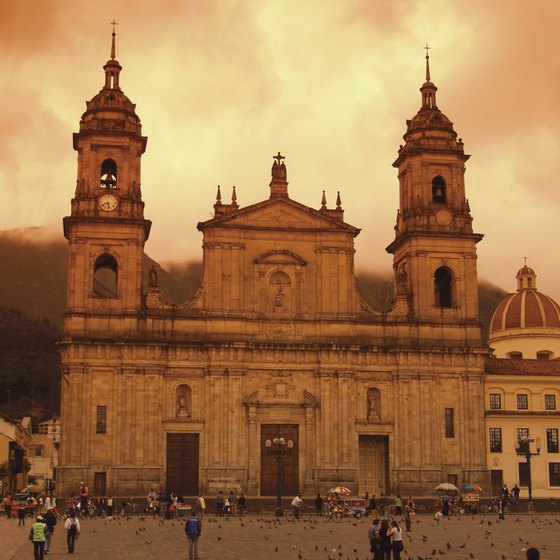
185, 510, 202, 560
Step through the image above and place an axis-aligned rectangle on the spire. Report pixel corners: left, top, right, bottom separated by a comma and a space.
321, 190, 327, 209
215, 185, 222, 205
516, 259, 537, 291
110, 20, 118, 59
231, 185, 238, 209
336, 191, 342, 210
103, 21, 122, 90
424, 42, 430, 82
420, 44, 437, 110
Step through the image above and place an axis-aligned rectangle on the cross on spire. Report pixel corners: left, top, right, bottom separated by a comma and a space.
110, 20, 118, 59
273, 152, 285, 165
523, 256, 528, 266
424, 42, 431, 82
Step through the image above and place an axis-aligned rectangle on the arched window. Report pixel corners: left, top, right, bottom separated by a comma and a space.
93, 254, 118, 298
434, 267, 453, 308
507, 351, 523, 360
100, 159, 117, 189
176, 384, 192, 417
432, 176, 446, 204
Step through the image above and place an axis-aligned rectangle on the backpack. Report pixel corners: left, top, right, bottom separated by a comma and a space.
68, 522, 77, 536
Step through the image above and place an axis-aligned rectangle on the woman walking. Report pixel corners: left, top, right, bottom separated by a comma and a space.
378, 519, 392, 560
64, 510, 81, 554
387, 520, 404, 560
368, 518, 383, 560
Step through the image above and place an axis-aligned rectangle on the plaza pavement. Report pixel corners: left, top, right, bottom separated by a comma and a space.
1, 511, 558, 560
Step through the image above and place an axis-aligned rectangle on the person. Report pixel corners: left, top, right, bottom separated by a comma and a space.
394, 495, 403, 516
196, 495, 206, 519
403, 504, 412, 532
3, 493, 13, 518
44, 506, 57, 554
64, 510, 80, 554
499, 492, 507, 520
216, 491, 225, 517
512, 484, 520, 505
228, 490, 237, 516
378, 519, 392, 560
30, 515, 47, 560
106, 495, 114, 516
369, 494, 379, 516
291, 494, 304, 519
18, 503, 27, 526
314, 493, 324, 516
369, 518, 383, 560
44, 495, 51, 512
237, 493, 246, 516
441, 492, 450, 516
387, 519, 404, 560
526, 548, 540, 560
185, 510, 202, 560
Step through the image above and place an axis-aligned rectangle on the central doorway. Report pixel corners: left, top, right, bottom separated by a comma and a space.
166, 433, 199, 495
359, 435, 389, 497
260, 424, 299, 496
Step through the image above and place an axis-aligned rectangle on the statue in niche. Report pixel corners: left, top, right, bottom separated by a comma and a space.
396, 266, 407, 297
367, 389, 381, 422
148, 265, 159, 288
275, 285, 284, 307
176, 386, 191, 417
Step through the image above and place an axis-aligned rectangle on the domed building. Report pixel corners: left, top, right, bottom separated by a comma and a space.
489, 266, 560, 359
485, 265, 560, 499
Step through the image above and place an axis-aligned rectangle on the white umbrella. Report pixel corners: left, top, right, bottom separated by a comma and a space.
434, 483, 459, 492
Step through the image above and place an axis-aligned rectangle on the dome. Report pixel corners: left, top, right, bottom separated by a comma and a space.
490, 289, 560, 333
490, 266, 560, 334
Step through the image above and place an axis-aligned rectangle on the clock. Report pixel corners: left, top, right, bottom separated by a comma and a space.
98, 193, 119, 212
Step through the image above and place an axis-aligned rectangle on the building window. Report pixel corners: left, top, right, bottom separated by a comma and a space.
537, 351, 551, 360
519, 462, 529, 486
445, 408, 454, 438
34, 446, 44, 457
489, 428, 502, 452
434, 267, 453, 308
93, 254, 118, 299
432, 176, 447, 204
547, 429, 559, 453
517, 428, 530, 441
489, 394, 502, 410
96, 405, 107, 434
545, 394, 557, 410
549, 463, 560, 486
517, 394, 529, 410
100, 158, 117, 189
508, 352, 523, 360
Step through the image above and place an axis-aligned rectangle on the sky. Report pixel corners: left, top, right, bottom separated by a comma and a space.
2, 0, 560, 300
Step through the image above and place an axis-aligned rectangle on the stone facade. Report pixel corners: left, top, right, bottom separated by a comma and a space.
57, 38, 490, 497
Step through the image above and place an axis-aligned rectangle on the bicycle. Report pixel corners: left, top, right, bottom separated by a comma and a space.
116, 499, 136, 517
285, 508, 312, 522
479, 503, 499, 514
323, 508, 343, 523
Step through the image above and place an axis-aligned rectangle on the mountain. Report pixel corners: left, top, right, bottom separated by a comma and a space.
0, 230, 506, 333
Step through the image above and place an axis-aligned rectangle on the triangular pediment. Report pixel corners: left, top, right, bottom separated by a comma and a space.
198, 198, 360, 235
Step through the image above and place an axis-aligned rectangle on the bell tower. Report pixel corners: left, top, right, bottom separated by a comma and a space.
63, 25, 151, 316
386, 47, 483, 326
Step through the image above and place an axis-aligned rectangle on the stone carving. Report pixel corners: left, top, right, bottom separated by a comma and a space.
367, 388, 381, 422
275, 285, 284, 307
148, 265, 158, 288
176, 385, 191, 417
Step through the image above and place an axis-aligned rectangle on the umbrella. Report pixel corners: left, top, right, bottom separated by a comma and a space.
329, 485, 352, 495
434, 483, 459, 492
464, 484, 482, 492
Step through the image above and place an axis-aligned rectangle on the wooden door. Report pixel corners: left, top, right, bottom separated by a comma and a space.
490, 469, 503, 495
93, 472, 106, 496
260, 424, 299, 496
359, 435, 388, 496
166, 433, 199, 496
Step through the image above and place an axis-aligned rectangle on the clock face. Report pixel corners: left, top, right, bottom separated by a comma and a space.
98, 193, 119, 212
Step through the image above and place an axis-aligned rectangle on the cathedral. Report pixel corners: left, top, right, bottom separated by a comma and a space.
57, 32, 490, 498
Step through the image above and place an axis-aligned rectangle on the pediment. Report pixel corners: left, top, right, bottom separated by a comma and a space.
199, 198, 359, 234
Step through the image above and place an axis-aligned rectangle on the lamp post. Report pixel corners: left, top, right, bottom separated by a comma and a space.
265, 437, 294, 517
515, 436, 541, 512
